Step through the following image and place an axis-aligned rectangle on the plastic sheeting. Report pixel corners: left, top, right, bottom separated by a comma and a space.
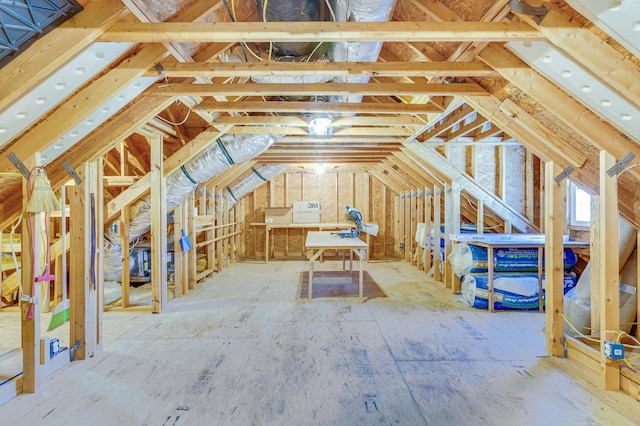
103, 133, 276, 281
460, 272, 577, 311
227, 164, 289, 209
448, 242, 578, 277
329, 0, 398, 103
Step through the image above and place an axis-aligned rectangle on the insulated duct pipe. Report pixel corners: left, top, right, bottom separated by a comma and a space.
103, 133, 277, 281
226, 164, 290, 210
330, 0, 398, 103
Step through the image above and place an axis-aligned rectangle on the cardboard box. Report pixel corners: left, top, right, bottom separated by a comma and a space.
293, 201, 320, 214
265, 207, 292, 224
293, 212, 321, 223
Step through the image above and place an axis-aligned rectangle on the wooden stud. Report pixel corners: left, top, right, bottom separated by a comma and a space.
96, 158, 104, 351
451, 182, 462, 293
173, 201, 184, 298
188, 194, 196, 290
598, 151, 620, 391
590, 195, 600, 333
120, 206, 131, 308
21, 154, 42, 393
477, 200, 484, 234
150, 134, 167, 313
424, 190, 432, 275
544, 161, 565, 357
433, 184, 442, 282
70, 162, 98, 361
443, 183, 452, 289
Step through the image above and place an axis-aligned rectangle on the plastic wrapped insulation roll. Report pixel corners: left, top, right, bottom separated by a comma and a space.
448, 242, 577, 277
329, 0, 398, 103
460, 272, 577, 311
227, 164, 289, 210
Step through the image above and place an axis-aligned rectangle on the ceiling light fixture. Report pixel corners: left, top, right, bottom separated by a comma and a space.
308, 113, 333, 136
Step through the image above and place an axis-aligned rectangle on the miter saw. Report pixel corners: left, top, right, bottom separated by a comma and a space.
332, 206, 379, 238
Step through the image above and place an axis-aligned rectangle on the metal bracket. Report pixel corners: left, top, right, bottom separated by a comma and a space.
554, 166, 573, 184
195, 188, 204, 197
508, 0, 550, 25
154, 63, 165, 76
7, 152, 30, 179
205, 189, 213, 198
607, 152, 636, 177
63, 161, 83, 185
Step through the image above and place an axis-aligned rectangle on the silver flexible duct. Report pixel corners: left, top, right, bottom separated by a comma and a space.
103, 133, 277, 281
226, 164, 290, 210
330, 0, 398, 103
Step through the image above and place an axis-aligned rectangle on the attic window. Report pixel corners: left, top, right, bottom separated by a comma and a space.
0, 0, 83, 68
568, 181, 591, 227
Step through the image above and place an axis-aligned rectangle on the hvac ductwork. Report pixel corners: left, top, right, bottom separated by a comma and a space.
226, 164, 290, 210
103, 133, 277, 281
330, 0, 398, 103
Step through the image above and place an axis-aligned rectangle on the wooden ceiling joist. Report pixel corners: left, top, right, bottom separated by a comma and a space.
150, 61, 499, 78
201, 100, 443, 114
98, 21, 545, 43
149, 82, 489, 97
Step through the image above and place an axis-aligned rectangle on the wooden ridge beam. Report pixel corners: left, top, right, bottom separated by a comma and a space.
202, 100, 442, 114
149, 82, 489, 97
149, 61, 499, 78
99, 21, 544, 43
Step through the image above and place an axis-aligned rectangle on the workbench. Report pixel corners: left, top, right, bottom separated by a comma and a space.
305, 231, 368, 303
250, 222, 354, 263
449, 233, 589, 312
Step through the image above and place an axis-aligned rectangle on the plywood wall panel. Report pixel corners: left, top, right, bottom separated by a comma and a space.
320, 173, 338, 223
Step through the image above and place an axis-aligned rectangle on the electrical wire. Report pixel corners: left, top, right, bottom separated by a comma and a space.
618, 162, 640, 177
156, 104, 192, 126
562, 313, 600, 343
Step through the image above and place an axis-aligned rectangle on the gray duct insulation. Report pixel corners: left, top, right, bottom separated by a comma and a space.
226, 164, 290, 210
330, 0, 398, 103
103, 133, 276, 281
254, 0, 319, 57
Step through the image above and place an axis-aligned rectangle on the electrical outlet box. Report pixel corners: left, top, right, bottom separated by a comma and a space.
604, 340, 624, 360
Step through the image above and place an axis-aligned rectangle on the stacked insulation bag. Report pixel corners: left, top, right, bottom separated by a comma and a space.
449, 242, 578, 311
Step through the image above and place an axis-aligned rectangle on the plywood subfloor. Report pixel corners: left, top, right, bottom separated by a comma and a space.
1, 260, 639, 425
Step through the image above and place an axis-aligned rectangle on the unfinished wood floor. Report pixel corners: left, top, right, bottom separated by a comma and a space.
1, 260, 639, 425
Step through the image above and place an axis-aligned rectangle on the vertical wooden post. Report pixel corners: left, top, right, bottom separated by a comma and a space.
443, 183, 452, 289
120, 207, 130, 308
599, 151, 620, 391
150, 134, 167, 313
21, 154, 42, 392
207, 188, 215, 277
544, 161, 565, 357
476, 200, 484, 234
217, 189, 224, 272
404, 192, 411, 262
173, 202, 184, 298
181, 200, 189, 294
424, 190, 432, 275
525, 150, 535, 221
96, 158, 104, 351
188, 194, 196, 290
590, 196, 600, 334
637, 231, 640, 339
433, 185, 442, 282
451, 182, 462, 294
70, 161, 98, 361
416, 189, 424, 271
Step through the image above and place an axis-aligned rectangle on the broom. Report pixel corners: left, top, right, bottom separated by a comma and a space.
26, 167, 60, 213
48, 185, 69, 331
